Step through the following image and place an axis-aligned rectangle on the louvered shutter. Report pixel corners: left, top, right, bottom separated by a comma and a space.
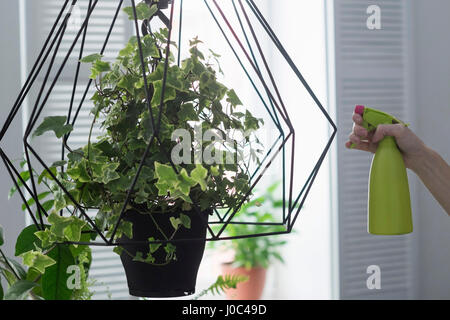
24, 0, 132, 300
332, 0, 416, 298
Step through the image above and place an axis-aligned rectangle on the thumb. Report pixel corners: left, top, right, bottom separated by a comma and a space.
372, 124, 405, 144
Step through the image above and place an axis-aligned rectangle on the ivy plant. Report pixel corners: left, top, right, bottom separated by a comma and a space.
9, 1, 263, 274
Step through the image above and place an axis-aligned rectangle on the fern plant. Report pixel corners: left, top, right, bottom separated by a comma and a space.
192, 274, 249, 300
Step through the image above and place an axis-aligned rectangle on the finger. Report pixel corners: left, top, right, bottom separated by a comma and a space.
372, 124, 405, 143
352, 113, 364, 125
353, 124, 369, 139
345, 140, 374, 153
348, 132, 361, 145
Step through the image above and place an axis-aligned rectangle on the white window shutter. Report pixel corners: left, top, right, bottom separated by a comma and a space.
23, 0, 132, 300
332, 0, 416, 299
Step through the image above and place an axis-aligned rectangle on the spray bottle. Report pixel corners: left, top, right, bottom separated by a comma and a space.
352, 105, 413, 235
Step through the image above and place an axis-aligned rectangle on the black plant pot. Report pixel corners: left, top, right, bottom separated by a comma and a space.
118, 208, 210, 298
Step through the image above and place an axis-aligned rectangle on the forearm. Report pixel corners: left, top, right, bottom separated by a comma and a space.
412, 147, 450, 216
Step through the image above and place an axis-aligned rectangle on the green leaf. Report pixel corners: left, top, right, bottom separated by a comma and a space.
41, 200, 55, 212
51, 160, 67, 167
106, 174, 131, 193
169, 217, 181, 230
63, 218, 87, 243
123, 3, 157, 21
38, 167, 57, 184
148, 237, 161, 254
69, 232, 92, 258
226, 89, 242, 106
25, 267, 43, 297
141, 34, 160, 59
189, 36, 203, 47
67, 149, 84, 162
7, 258, 28, 280
244, 110, 261, 131
21, 191, 51, 211
113, 246, 123, 256
80, 53, 103, 63
118, 221, 133, 240
181, 202, 192, 211
191, 164, 208, 191
1, 268, 16, 286
0, 224, 4, 246
48, 213, 72, 238
178, 103, 199, 122
21, 250, 56, 274
33, 116, 73, 139
89, 60, 111, 79
42, 245, 75, 300
171, 189, 192, 203
35, 229, 57, 249
179, 213, 191, 229
9, 170, 32, 199
119, 36, 137, 57
0, 279, 3, 300
15, 225, 43, 256
164, 242, 176, 261
117, 74, 135, 94
210, 166, 220, 176
177, 169, 197, 196
91, 162, 120, 184
66, 159, 91, 183
151, 80, 176, 107
4, 280, 38, 300
190, 46, 205, 60
154, 162, 178, 190
47, 213, 86, 243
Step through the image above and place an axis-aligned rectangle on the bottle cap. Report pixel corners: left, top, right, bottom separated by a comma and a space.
355, 105, 365, 116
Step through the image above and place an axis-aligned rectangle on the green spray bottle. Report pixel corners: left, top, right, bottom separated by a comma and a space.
352, 105, 413, 235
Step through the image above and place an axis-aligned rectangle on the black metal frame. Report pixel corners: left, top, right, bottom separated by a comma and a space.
0, 0, 337, 247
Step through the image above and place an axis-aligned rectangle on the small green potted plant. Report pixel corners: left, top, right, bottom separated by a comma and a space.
210, 182, 288, 300
8, 2, 263, 298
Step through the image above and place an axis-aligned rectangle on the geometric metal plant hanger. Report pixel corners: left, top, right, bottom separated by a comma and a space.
0, 0, 337, 247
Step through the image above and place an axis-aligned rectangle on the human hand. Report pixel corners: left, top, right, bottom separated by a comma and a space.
345, 112, 428, 172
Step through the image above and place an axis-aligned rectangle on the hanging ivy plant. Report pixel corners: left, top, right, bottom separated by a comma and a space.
8, 1, 263, 293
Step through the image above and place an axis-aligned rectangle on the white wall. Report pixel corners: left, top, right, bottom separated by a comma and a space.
411, 0, 450, 299
267, 0, 333, 299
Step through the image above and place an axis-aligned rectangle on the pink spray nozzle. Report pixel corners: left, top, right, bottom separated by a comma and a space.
355, 105, 365, 116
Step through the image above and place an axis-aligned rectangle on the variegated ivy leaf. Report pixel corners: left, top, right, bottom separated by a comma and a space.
191, 164, 208, 191
91, 162, 120, 184
33, 116, 73, 139
178, 169, 197, 196
123, 3, 158, 21
154, 162, 179, 193
179, 213, 191, 229
35, 229, 57, 248
169, 217, 181, 230
148, 237, 161, 254
21, 250, 56, 274
47, 212, 87, 242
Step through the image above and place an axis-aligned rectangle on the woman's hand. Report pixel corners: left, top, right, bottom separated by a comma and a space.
346, 110, 450, 215
345, 112, 428, 173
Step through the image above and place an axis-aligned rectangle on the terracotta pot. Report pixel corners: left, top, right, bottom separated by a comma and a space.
221, 263, 267, 300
